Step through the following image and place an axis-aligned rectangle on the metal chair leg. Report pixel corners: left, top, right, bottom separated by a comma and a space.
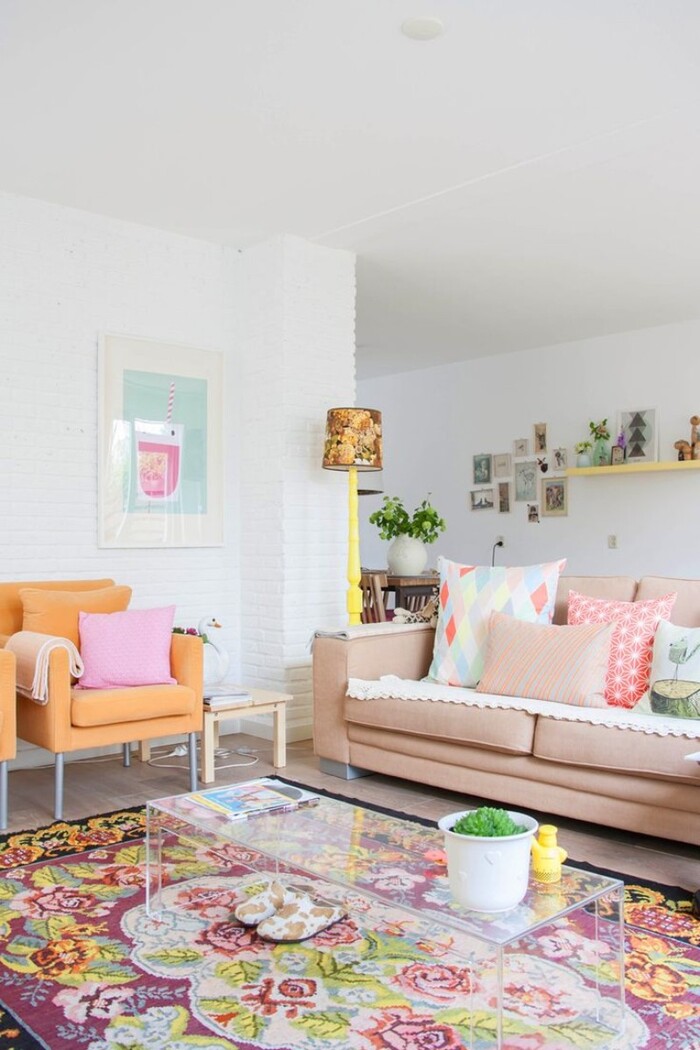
123, 743, 131, 767
0, 760, 7, 831
54, 754, 64, 821
188, 732, 198, 791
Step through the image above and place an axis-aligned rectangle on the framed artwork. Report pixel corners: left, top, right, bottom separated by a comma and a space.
493, 453, 512, 478
514, 460, 537, 501
541, 477, 568, 517
527, 503, 540, 524
470, 488, 495, 511
473, 453, 493, 485
611, 445, 625, 466
98, 333, 224, 548
533, 422, 548, 454
552, 447, 568, 471
513, 437, 529, 457
498, 481, 511, 513
617, 408, 658, 463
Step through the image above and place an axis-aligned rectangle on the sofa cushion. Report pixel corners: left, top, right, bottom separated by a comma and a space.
476, 613, 612, 707
427, 557, 566, 687
77, 606, 176, 688
552, 575, 638, 626
567, 590, 677, 708
19, 586, 132, 648
636, 620, 700, 719
532, 715, 699, 784
635, 576, 700, 628
71, 684, 195, 727
344, 695, 536, 754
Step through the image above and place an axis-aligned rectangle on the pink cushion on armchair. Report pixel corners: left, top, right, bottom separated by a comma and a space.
77, 606, 176, 689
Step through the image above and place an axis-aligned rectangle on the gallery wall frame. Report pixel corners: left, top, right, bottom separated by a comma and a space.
98, 333, 224, 548
541, 477, 568, 517
473, 453, 493, 485
617, 408, 658, 463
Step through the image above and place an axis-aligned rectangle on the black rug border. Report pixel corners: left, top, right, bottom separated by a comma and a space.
275, 776, 695, 902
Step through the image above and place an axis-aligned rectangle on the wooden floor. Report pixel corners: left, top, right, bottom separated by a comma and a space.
6, 734, 699, 891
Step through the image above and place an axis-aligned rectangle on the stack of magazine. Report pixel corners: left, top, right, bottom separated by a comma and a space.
203, 683, 253, 709
189, 777, 319, 819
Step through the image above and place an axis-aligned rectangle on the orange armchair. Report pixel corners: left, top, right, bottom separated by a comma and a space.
1, 579, 203, 821
0, 648, 16, 829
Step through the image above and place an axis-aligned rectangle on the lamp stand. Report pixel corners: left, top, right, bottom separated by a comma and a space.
347, 467, 362, 624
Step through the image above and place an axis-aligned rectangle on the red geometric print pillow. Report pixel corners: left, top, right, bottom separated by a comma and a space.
567, 590, 677, 708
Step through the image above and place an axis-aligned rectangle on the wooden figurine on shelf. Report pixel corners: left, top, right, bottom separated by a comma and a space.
674, 415, 700, 461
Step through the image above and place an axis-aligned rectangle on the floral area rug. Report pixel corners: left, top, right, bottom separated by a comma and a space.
0, 801, 697, 1049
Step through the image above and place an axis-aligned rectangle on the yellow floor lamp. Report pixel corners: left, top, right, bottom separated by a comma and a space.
323, 407, 383, 625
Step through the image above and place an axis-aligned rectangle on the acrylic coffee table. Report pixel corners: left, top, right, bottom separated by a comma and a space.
145, 785, 626, 1049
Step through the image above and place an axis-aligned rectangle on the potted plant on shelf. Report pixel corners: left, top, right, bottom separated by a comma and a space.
574, 440, 593, 468
437, 806, 538, 912
369, 495, 446, 575
589, 419, 611, 466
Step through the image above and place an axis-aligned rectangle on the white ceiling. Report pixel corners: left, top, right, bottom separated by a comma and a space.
2, 1, 700, 377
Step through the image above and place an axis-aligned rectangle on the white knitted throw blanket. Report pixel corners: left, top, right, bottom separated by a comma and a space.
346, 675, 700, 739
5, 631, 84, 704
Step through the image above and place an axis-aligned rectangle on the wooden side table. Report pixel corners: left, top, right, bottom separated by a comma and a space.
201, 688, 291, 784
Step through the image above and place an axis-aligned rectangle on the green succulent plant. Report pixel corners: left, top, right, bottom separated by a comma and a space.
451, 807, 527, 837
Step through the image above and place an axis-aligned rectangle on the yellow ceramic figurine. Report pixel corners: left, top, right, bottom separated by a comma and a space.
531, 824, 568, 883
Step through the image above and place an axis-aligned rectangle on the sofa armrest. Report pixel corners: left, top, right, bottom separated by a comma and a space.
170, 632, 204, 700
312, 625, 435, 764
0, 649, 16, 762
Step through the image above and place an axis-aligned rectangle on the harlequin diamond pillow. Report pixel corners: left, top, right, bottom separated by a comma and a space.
567, 590, 677, 708
427, 557, 566, 687
636, 620, 700, 719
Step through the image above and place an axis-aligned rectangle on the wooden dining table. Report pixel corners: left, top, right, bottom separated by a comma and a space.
365, 570, 440, 609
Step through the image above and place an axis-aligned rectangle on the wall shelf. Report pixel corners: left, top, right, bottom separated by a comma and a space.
565, 459, 700, 477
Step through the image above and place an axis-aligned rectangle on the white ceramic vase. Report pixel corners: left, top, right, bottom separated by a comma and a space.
437, 809, 539, 912
387, 535, 428, 575
576, 452, 592, 468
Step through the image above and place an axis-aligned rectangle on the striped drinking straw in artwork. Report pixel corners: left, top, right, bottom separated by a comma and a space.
166, 381, 175, 424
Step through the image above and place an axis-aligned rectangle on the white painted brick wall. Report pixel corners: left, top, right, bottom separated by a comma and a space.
240, 236, 355, 737
0, 191, 241, 766
0, 195, 357, 767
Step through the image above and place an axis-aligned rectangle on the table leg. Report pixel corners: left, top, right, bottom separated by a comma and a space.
273, 702, 286, 767
139, 741, 151, 762
201, 711, 217, 784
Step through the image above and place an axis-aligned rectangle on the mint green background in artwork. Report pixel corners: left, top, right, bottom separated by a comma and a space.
124, 370, 208, 514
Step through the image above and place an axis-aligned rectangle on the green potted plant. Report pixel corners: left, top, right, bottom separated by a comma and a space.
574, 440, 593, 468
369, 495, 446, 575
437, 806, 538, 911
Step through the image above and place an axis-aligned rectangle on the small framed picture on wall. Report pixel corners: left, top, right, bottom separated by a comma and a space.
498, 481, 511, 513
513, 437, 529, 457
533, 422, 548, 454
470, 488, 495, 511
541, 477, 568, 517
473, 453, 493, 485
493, 453, 512, 478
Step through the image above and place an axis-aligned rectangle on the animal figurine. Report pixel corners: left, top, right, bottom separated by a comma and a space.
198, 616, 230, 685
537, 458, 548, 473
530, 824, 568, 884
674, 415, 700, 461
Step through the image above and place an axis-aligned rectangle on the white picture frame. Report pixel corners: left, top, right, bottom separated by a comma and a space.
98, 333, 224, 548
616, 408, 658, 463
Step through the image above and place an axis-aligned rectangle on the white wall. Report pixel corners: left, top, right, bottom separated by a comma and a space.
0, 193, 355, 766
359, 319, 700, 579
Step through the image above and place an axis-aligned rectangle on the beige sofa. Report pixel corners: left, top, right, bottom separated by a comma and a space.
313, 575, 700, 845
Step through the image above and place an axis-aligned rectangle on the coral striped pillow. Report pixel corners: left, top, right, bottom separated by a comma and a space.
476, 612, 613, 707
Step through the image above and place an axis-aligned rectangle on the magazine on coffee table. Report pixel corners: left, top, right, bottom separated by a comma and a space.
188, 777, 319, 820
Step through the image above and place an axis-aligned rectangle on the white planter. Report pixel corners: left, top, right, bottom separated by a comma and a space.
576, 452, 592, 467
387, 535, 428, 575
437, 810, 538, 912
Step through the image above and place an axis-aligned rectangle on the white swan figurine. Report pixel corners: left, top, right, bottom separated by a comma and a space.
198, 616, 230, 685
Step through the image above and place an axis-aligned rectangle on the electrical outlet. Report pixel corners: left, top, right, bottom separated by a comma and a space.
608, 534, 618, 550
495, 535, 505, 546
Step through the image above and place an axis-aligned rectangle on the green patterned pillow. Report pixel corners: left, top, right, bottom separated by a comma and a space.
637, 620, 700, 719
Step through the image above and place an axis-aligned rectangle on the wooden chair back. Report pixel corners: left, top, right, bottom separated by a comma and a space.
360, 572, 388, 623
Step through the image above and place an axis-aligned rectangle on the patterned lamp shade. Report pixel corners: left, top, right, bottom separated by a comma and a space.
322, 408, 383, 472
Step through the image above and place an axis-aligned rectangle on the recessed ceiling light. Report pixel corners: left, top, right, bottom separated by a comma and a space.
401, 17, 444, 41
